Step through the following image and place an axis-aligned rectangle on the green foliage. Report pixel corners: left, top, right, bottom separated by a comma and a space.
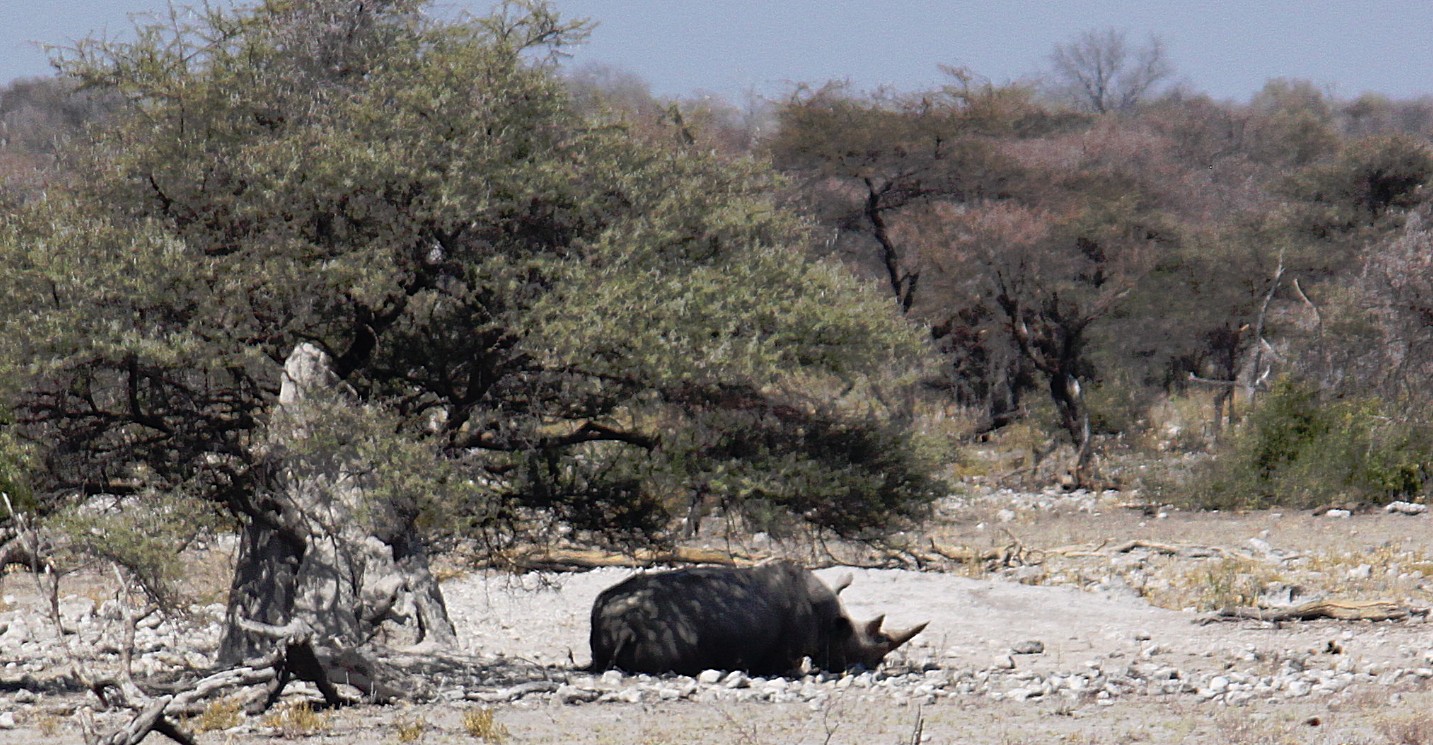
1246, 78, 1339, 167
1285, 134, 1433, 235
667, 400, 944, 539
1174, 379, 1431, 510
48, 491, 224, 608
0, 421, 36, 516
1083, 377, 1151, 436
0, 0, 941, 554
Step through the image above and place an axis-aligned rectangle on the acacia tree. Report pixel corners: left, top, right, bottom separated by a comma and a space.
928, 192, 1160, 485
769, 80, 1041, 313
0, 0, 939, 681
768, 78, 1047, 427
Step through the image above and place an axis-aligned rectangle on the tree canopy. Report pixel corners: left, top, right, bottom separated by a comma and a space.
0, 0, 942, 570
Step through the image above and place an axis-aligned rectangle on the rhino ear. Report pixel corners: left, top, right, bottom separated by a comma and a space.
864, 615, 885, 637
832, 573, 853, 595
887, 621, 929, 649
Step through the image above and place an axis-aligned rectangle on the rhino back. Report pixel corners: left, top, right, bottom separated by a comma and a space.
590, 563, 823, 676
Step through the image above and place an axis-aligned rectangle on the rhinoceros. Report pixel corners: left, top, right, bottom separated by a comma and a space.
589, 560, 928, 676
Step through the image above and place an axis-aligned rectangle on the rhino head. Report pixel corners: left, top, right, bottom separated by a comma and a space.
834, 613, 929, 669
825, 573, 928, 670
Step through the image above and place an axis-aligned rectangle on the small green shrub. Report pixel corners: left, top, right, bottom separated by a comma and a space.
48, 490, 223, 609
0, 421, 36, 515
1174, 379, 1430, 510
1085, 379, 1151, 437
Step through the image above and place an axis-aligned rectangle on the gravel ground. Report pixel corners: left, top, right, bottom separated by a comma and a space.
3, 493, 1432, 744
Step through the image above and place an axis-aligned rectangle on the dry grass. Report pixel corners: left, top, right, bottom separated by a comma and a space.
1157, 558, 1283, 610
35, 713, 63, 738
262, 701, 329, 738
394, 714, 426, 743
462, 707, 508, 743
1378, 714, 1433, 745
188, 696, 243, 733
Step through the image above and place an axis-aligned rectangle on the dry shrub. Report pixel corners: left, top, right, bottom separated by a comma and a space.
189, 697, 243, 733
262, 701, 329, 738
462, 707, 508, 743
395, 714, 426, 743
1379, 714, 1433, 745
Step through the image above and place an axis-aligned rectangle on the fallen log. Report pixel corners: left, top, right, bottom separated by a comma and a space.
1201, 599, 1430, 625
467, 680, 561, 703
1108, 539, 1229, 559
926, 538, 1042, 568
496, 546, 759, 571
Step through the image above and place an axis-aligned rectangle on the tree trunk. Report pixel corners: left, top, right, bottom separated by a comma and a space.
1050, 372, 1095, 488
217, 343, 456, 667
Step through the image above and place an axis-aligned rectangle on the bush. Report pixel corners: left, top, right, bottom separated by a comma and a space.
0, 415, 36, 516
1173, 379, 1430, 510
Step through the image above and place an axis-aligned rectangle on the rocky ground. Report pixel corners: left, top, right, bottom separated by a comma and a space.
2, 488, 1431, 744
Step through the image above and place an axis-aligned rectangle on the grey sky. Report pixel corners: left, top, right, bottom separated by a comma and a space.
4, 1, 1431, 103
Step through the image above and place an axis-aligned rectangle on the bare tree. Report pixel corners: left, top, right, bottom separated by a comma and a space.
1047, 28, 1173, 114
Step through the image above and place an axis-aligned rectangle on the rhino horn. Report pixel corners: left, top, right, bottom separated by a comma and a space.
887, 621, 929, 649
832, 573, 853, 595
864, 615, 886, 637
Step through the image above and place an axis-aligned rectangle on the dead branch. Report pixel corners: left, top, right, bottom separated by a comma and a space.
1186, 372, 1237, 388
1246, 250, 1284, 406
233, 617, 314, 643
1044, 539, 1110, 558
905, 705, 925, 745
1200, 599, 1429, 625
84, 607, 373, 744
94, 696, 181, 745
1, 492, 56, 574
90, 639, 336, 744
925, 537, 1041, 568
1108, 539, 1228, 558
467, 680, 561, 703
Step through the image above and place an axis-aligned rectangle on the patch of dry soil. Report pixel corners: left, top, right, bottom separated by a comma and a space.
3, 498, 1432, 744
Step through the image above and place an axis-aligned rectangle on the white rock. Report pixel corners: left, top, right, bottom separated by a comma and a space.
721, 671, 748, 689
1385, 501, 1427, 515
1225, 690, 1255, 706
612, 688, 642, 703
1, 621, 27, 643
555, 685, 600, 705
0, 712, 13, 729
1010, 640, 1045, 655
1006, 687, 1037, 702
697, 669, 722, 685
1325, 509, 1352, 519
